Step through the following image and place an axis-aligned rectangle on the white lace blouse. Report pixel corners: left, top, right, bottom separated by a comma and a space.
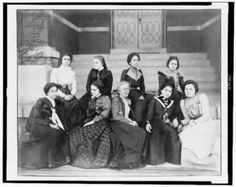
50, 66, 76, 97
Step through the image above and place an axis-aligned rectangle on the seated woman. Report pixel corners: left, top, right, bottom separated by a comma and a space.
109, 81, 146, 169
158, 56, 184, 120
50, 53, 80, 130
69, 80, 111, 168
121, 52, 153, 127
144, 81, 181, 165
179, 80, 220, 170
78, 55, 113, 112
18, 83, 70, 169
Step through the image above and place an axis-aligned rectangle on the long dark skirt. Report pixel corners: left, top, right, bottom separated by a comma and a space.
129, 89, 154, 127
69, 119, 111, 168
18, 125, 69, 169
109, 120, 146, 169
57, 87, 86, 130
143, 119, 181, 165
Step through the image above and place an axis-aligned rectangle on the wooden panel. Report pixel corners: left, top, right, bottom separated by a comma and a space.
113, 10, 138, 48
138, 10, 163, 49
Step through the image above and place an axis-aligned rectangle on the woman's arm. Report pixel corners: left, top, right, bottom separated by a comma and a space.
104, 71, 113, 95
180, 99, 190, 125
71, 71, 77, 96
86, 69, 93, 93
120, 69, 127, 81
139, 70, 146, 96
193, 94, 210, 124
92, 96, 112, 123
158, 71, 167, 90
146, 98, 155, 122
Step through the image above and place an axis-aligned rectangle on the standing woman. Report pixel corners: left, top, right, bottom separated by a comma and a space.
179, 80, 220, 170
18, 83, 70, 169
121, 52, 153, 127
50, 53, 79, 130
78, 55, 113, 112
69, 80, 111, 168
144, 81, 181, 165
158, 56, 184, 120
109, 81, 146, 169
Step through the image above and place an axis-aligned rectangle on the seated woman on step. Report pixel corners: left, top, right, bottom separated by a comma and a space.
120, 52, 153, 127
143, 81, 181, 166
76, 55, 113, 126
179, 80, 220, 171
158, 56, 185, 121
50, 53, 80, 130
18, 82, 70, 169
109, 81, 146, 169
69, 80, 111, 168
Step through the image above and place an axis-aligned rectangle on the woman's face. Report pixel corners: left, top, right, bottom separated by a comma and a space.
47, 86, 58, 99
93, 58, 103, 70
119, 83, 130, 98
91, 84, 101, 98
61, 55, 71, 67
184, 84, 196, 98
160, 86, 173, 99
168, 59, 178, 71
129, 55, 140, 69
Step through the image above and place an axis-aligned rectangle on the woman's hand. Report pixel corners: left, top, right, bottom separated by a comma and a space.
130, 121, 138, 127
49, 123, 60, 130
84, 120, 95, 127
146, 123, 152, 133
64, 95, 73, 101
139, 95, 145, 100
172, 118, 179, 128
181, 119, 189, 126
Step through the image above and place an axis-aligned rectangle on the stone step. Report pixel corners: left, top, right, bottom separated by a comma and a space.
110, 48, 167, 54
73, 67, 215, 76
71, 59, 211, 67
72, 53, 208, 61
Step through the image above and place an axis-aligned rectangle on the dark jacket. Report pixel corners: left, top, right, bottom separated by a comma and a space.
111, 95, 135, 124
86, 68, 113, 96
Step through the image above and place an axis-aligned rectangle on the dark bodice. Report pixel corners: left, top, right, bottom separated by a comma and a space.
86, 68, 113, 96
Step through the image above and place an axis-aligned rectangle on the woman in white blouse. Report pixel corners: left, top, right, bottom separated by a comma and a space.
50, 53, 84, 130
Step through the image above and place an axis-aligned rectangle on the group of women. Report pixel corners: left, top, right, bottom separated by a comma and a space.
19, 52, 220, 170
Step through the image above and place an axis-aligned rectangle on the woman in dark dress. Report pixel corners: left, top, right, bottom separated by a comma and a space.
121, 52, 153, 127
158, 56, 185, 121
109, 81, 146, 169
77, 55, 113, 113
69, 80, 111, 168
50, 53, 81, 130
18, 83, 70, 169
144, 81, 181, 165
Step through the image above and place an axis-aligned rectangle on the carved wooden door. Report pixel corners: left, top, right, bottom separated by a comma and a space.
113, 10, 163, 49
138, 10, 163, 49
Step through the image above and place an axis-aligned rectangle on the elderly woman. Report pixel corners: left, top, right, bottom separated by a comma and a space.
158, 56, 185, 120
144, 81, 181, 165
69, 80, 111, 168
109, 81, 146, 169
179, 80, 220, 170
18, 83, 70, 169
50, 53, 80, 130
120, 52, 153, 127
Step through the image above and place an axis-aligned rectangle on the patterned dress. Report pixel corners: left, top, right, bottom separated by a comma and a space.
179, 93, 220, 170
69, 95, 111, 168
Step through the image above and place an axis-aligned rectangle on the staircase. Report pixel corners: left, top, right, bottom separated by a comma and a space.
71, 52, 221, 119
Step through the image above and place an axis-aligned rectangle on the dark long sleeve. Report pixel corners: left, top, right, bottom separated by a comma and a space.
146, 98, 156, 122
120, 69, 127, 81
139, 70, 145, 96
103, 71, 113, 95
158, 71, 167, 89
86, 69, 93, 93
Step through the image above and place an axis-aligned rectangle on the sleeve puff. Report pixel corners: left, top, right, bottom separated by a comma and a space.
92, 96, 111, 123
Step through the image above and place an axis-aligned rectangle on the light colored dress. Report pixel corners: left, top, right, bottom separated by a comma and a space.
179, 93, 220, 171
50, 66, 76, 97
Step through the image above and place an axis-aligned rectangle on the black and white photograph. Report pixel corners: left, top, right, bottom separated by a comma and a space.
2, 1, 233, 185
